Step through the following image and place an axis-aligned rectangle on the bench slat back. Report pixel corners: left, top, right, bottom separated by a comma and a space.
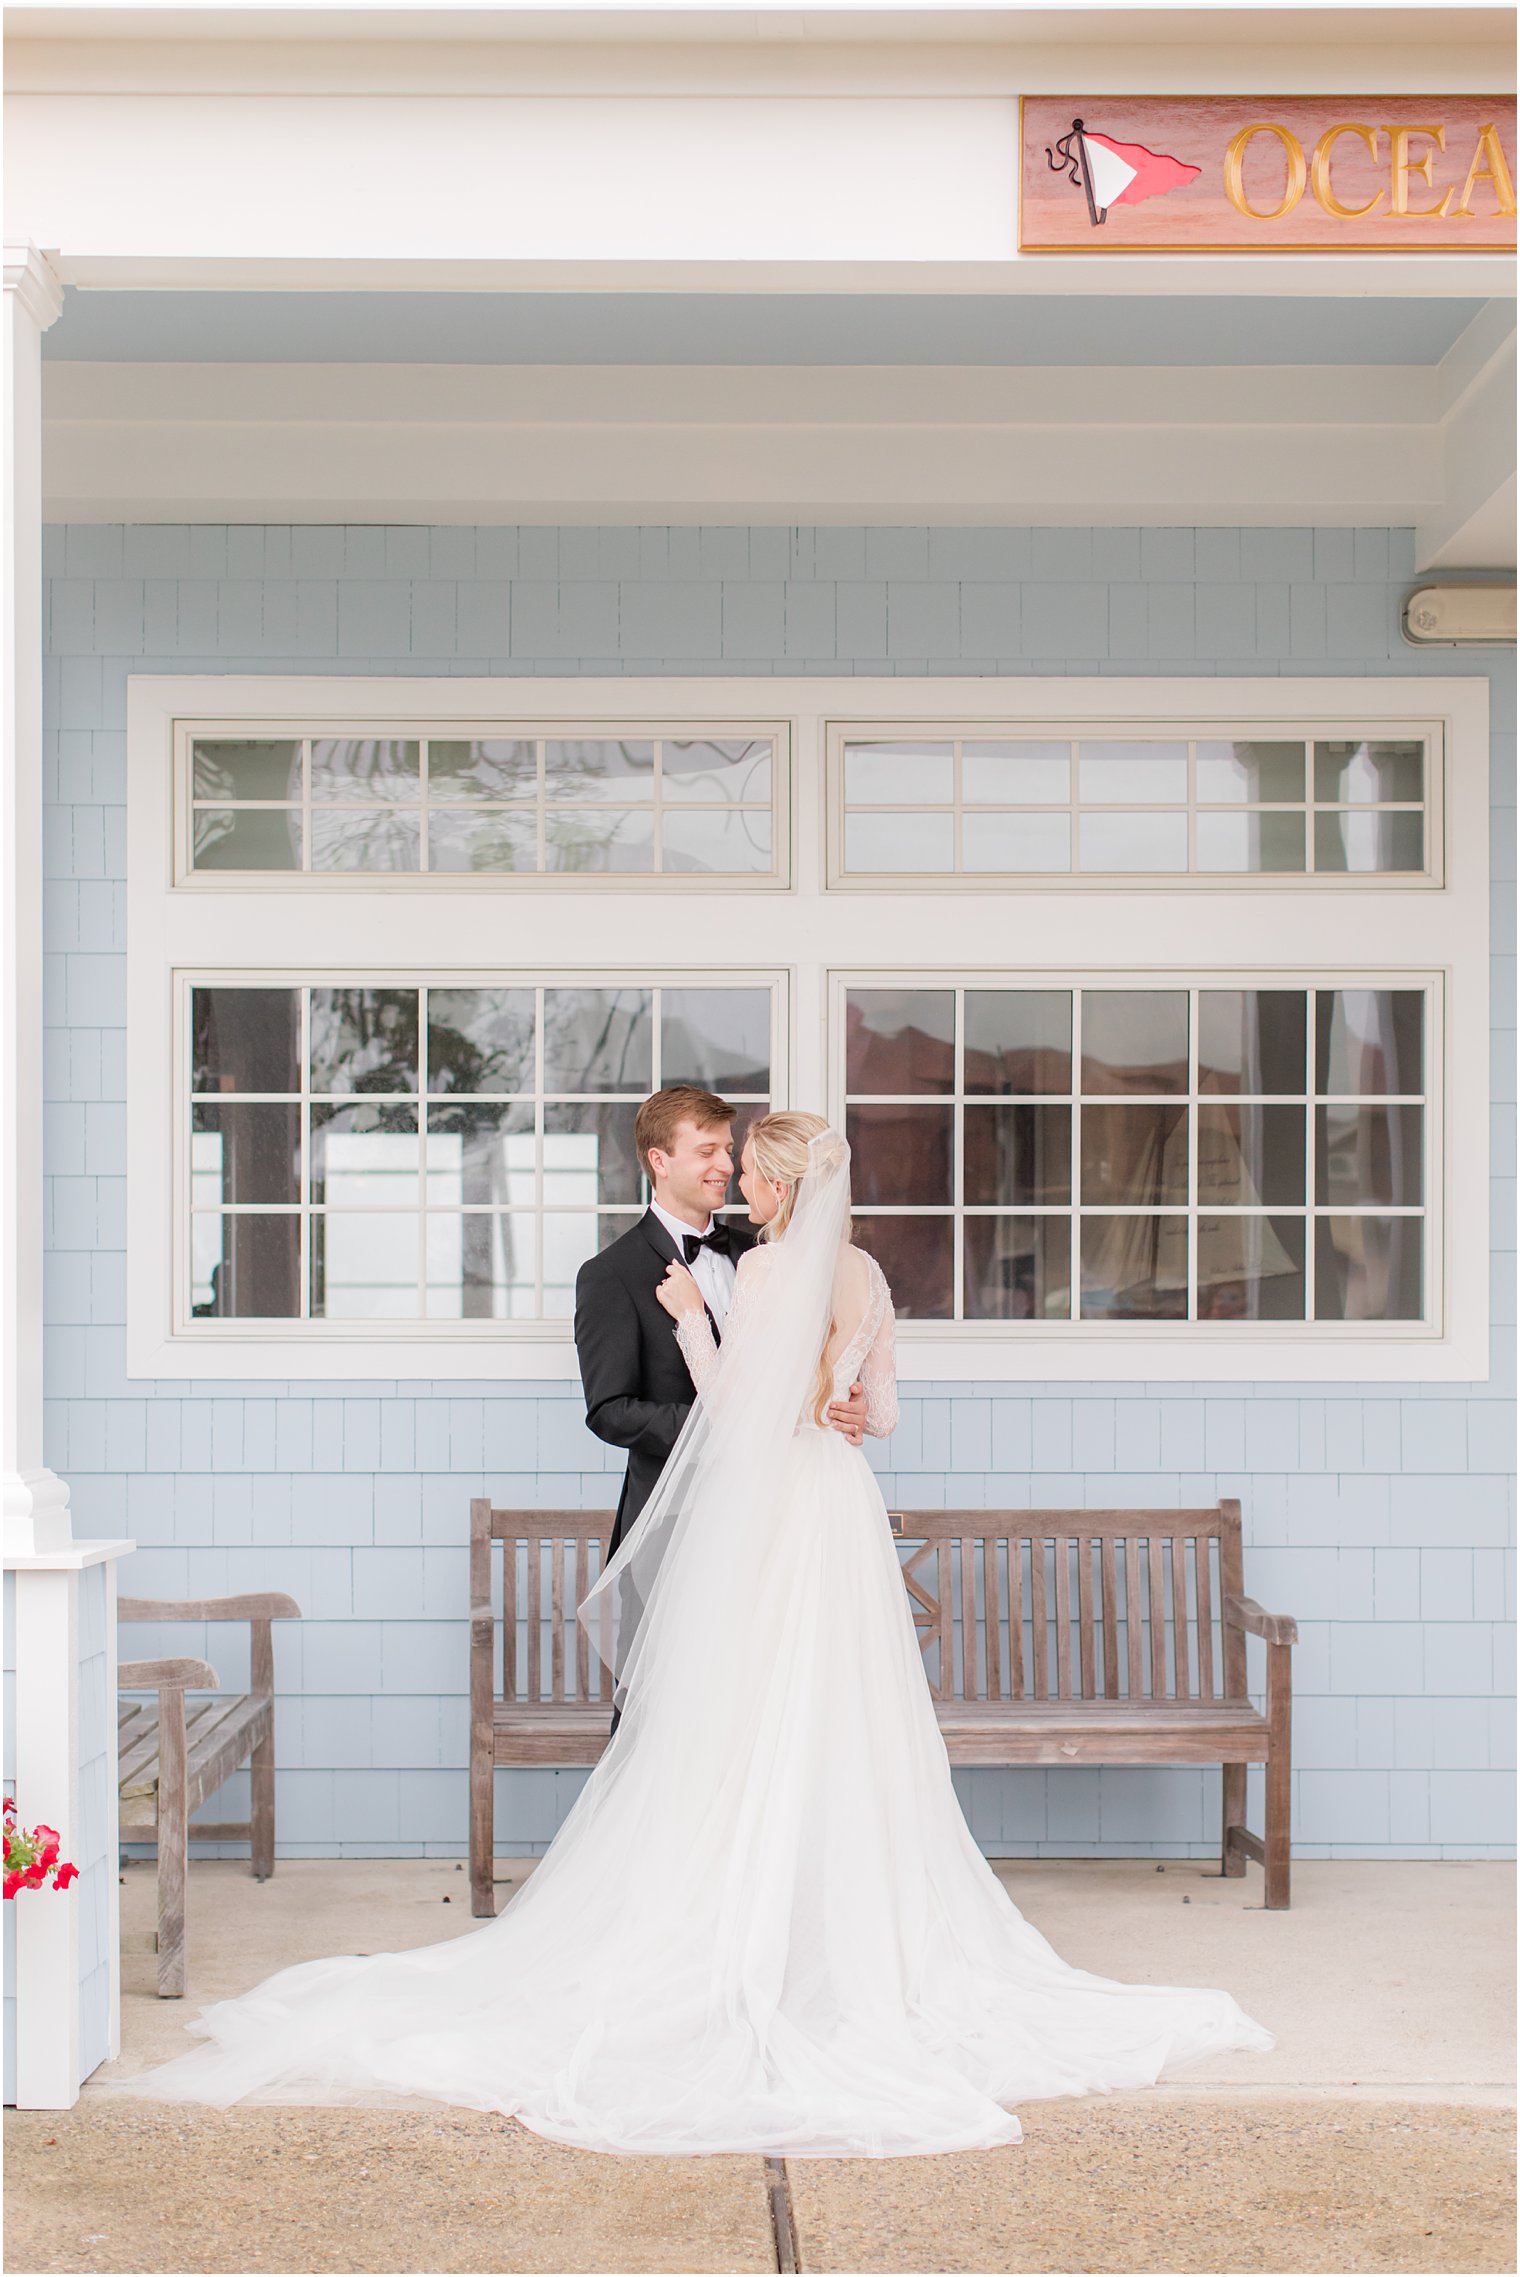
888, 1505, 1242, 1705
471, 1499, 1243, 1711
473, 1507, 616, 1707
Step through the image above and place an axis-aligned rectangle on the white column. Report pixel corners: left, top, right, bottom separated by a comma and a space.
3, 244, 67, 1559
3, 247, 135, 2111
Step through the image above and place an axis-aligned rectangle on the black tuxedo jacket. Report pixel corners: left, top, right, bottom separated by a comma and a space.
574, 1209, 760, 1558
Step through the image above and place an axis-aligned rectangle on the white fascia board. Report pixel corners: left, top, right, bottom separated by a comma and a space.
125, 671, 1491, 1386
45, 256, 1519, 297
11, 85, 1520, 280
43, 360, 1449, 526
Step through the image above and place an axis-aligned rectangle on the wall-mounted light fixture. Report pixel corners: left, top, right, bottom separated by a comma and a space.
1403, 585, 1517, 646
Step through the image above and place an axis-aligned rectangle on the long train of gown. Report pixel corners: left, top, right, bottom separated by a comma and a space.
115, 1257, 1273, 2157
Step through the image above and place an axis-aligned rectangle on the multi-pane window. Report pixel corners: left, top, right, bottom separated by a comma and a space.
184, 727, 784, 883
839, 982, 1430, 1325
831, 728, 1434, 882
187, 980, 775, 1326
132, 676, 1481, 1375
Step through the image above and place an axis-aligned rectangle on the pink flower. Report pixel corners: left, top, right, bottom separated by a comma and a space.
52, 1862, 79, 1891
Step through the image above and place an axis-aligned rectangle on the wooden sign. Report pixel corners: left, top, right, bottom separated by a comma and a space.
1019, 97, 1516, 251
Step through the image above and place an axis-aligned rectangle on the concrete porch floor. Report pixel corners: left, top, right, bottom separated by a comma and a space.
6, 1857, 1515, 2275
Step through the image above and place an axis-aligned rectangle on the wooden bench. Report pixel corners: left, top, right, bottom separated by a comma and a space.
467, 1497, 1296, 1915
117, 1592, 301, 1995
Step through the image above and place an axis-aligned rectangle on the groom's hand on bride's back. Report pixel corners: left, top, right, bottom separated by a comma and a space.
827, 1383, 867, 1447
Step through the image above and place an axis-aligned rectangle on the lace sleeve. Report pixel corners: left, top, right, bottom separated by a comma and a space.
673, 1308, 720, 1397
860, 1276, 898, 1438
674, 1245, 771, 1399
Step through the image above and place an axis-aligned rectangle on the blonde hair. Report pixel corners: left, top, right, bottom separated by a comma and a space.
746, 1110, 850, 1424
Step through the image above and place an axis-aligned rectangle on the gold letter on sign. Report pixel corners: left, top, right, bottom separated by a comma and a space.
1385, 124, 1454, 217
1224, 122, 1308, 219
1311, 124, 1386, 218
1454, 123, 1518, 218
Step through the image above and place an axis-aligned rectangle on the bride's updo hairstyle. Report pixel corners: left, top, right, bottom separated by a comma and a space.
746, 1110, 852, 1424
747, 1110, 836, 1241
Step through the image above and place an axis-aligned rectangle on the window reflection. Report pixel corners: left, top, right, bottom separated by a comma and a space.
425, 1106, 534, 1209
543, 990, 652, 1094
963, 1104, 1071, 1206
1198, 1105, 1305, 1208
191, 1102, 299, 1206
844, 992, 955, 1096
964, 1216, 1070, 1320
841, 982, 1426, 1326
846, 1106, 953, 1205
661, 989, 770, 1094
190, 1213, 300, 1319
1316, 1103, 1422, 1207
188, 732, 780, 879
1316, 992, 1423, 1097
835, 730, 1428, 880
310, 1103, 419, 1206
194, 987, 300, 1094
189, 980, 772, 1322
1198, 992, 1306, 1096
1079, 1216, 1189, 1318
426, 990, 535, 1096
1316, 1215, 1422, 1320
1196, 1215, 1305, 1319
964, 992, 1071, 1096
310, 990, 419, 1093
311, 1212, 419, 1319
1080, 992, 1188, 1096
192, 738, 302, 802
309, 739, 420, 802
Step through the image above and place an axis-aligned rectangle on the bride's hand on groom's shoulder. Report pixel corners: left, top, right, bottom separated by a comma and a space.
656, 1261, 707, 1321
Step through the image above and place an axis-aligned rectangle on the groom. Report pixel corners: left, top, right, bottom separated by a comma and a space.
575, 1085, 868, 1723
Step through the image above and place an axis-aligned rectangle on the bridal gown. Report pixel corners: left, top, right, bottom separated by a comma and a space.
118, 1238, 1273, 2157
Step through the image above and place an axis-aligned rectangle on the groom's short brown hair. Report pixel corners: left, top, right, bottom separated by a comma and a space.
636, 1085, 736, 1181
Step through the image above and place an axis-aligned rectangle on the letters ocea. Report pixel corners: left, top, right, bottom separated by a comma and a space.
1223, 120, 1515, 222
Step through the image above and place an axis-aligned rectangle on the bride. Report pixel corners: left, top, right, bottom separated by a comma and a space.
116, 1113, 1272, 2157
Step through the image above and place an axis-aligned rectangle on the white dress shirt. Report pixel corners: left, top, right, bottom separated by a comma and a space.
651, 1199, 738, 1336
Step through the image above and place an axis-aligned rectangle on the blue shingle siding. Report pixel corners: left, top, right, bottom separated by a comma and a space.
42, 523, 1516, 1860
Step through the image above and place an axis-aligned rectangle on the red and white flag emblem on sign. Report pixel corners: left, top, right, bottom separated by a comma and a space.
1046, 118, 1201, 223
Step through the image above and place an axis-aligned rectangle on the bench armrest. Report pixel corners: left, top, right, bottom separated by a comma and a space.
1224, 1593, 1298, 1647
118, 1656, 220, 1691
119, 1593, 301, 1623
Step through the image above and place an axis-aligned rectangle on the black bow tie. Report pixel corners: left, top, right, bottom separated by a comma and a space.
682, 1224, 733, 1264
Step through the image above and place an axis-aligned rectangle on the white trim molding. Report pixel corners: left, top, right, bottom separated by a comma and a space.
125, 672, 1491, 1383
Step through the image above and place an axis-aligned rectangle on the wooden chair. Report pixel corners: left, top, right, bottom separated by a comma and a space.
117, 1591, 301, 1996
468, 1497, 1295, 1913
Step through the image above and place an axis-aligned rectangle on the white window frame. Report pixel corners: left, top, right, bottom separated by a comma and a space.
126, 672, 1490, 1382
826, 716, 1445, 890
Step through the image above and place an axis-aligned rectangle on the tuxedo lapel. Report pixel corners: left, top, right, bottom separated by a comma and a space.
639, 1207, 682, 1271
639, 1206, 729, 1344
